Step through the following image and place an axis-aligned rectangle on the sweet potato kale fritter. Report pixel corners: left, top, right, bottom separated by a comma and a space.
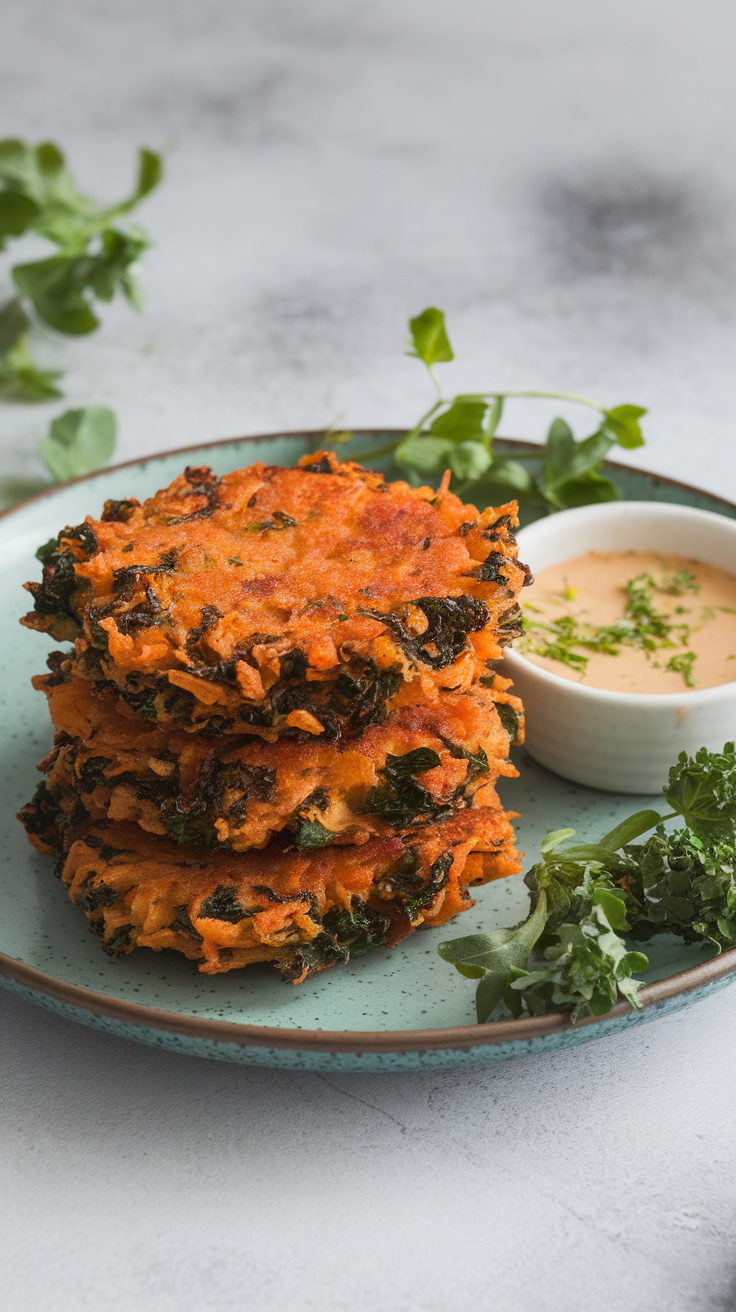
52, 809, 520, 979
34, 668, 523, 851
22, 452, 529, 739
19, 451, 528, 984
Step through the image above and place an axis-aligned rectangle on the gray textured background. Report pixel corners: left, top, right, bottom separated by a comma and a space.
3, 3, 736, 1309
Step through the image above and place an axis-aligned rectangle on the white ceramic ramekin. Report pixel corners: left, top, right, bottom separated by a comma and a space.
502, 500, 736, 793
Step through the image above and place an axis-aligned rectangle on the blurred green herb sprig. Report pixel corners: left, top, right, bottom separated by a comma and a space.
0, 138, 162, 402
357, 307, 647, 514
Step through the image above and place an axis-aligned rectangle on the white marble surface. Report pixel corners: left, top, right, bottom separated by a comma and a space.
2, 3, 736, 1309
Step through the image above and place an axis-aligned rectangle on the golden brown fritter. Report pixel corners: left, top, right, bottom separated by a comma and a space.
22, 452, 528, 738
56, 808, 521, 979
19, 452, 528, 987
35, 672, 522, 850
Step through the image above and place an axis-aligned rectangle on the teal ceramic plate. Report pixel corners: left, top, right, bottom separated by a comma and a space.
2, 431, 736, 1071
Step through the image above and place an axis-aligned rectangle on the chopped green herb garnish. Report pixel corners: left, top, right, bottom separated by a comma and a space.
520, 570, 707, 686
666, 651, 697, 686
440, 742, 736, 1023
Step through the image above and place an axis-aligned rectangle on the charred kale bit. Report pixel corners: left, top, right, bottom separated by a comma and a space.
77, 756, 113, 792
497, 604, 523, 645
198, 885, 250, 923
294, 818, 335, 848
101, 498, 140, 523
279, 648, 309, 681
300, 455, 334, 474
247, 509, 298, 532
365, 594, 490, 670
186, 605, 222, 648
252, 885, 308, 905
476, 551, 510, 585
494, 701, 521, 745
102, 924, 134, 956
366, 747, 449, 824
26, 524, 98, 627
169, 905, 203, 943
439, 737, 489, 783
112, 549, 178, 598
404, 851, 453, 916
44, 650, 70, 685
17, 781, 63, 842
162, 466, 221, 525
280, 900, 393, 979
334, 665, 403, 734
74, 871, 119, 912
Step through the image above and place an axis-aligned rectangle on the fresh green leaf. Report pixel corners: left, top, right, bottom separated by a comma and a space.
553, 470, 619, 508
14, 256, 99, 333
0, 191, 40, 247
601, 404, 647, 450
0, 298, 30, 355
597, 810, 663, 851
394, 434, 454, 476
407, 307, 454, 366
662, 743, 736, 842
0, 305, 62, 401
132, 148, 164, 204
485, 395, 504, 438
478, 457, 536, 496
509, 886, 649, 1021
438, 890, 548, 1022
540, 828, 577, 856
430, 400, 487, 441
39, 406, 116, 481
448, 441, 493, 481
543, 420, 614, 496
13, 229, 149, 333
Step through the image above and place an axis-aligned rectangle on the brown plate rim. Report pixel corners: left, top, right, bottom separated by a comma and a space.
2, 428, 735, 1054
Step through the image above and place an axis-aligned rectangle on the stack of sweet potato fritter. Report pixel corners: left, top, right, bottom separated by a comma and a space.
19, 451, 528, 982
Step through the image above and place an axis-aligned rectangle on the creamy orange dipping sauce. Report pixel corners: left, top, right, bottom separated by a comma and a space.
520, 550, 736, 693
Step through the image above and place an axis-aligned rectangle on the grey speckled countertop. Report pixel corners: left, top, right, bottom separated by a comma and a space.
2, 4, 736, 1310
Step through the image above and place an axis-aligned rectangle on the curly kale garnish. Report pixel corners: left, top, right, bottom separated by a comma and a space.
662, 742, 736, 842
440, 743, 736, 1024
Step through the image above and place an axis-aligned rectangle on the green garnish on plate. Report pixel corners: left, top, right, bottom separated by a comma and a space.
439, 743, 736, 1023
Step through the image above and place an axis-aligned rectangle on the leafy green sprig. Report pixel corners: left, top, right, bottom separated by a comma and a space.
355, 307, 647, 514
0, 139, 162, 401
439, 743, 736, 1023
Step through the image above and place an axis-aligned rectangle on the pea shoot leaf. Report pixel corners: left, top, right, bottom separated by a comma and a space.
0, 300, 62, 400
395, 434, 453, 476
430, 399, 487, 441
38, 406, 116, 482
392, 306, 648, 515
407, 306, 454, 365
448, 441, 493, 481
601, 404, 647, 450
552, 469, 619, 509
0, 190, 40, 248
0, 138, 163, 401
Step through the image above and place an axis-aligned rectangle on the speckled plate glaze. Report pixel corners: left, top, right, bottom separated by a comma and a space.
2, 430, 736, 1071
